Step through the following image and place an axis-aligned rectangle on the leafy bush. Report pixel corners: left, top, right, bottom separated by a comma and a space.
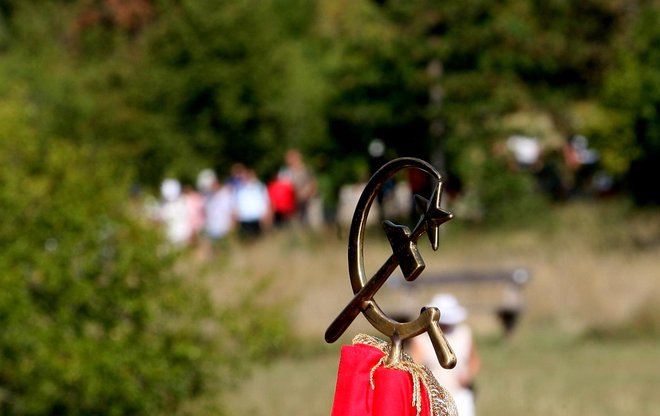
0, 95, 292, 415
477, 158, 549, 225
602, 4, 660, 205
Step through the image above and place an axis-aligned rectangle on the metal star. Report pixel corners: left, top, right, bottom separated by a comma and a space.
414, 182, 453, 250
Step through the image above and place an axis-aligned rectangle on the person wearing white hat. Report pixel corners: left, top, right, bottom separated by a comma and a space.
158, 178, 192, 246
411, 294, 481, 416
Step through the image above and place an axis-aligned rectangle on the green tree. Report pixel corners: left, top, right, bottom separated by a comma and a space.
2, 0, 655, 213
0, 91, 209, 414
123, 0, 328, 181
377, 0, 633, 219
316, 0, 434, 160
0, 0, 328, 184
601, 2, 660, 204
0, 89, 293, 415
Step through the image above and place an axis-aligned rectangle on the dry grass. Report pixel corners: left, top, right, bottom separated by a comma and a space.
224, 332, 660, 416
208, 200, 660, 337
199, 200, 660, 415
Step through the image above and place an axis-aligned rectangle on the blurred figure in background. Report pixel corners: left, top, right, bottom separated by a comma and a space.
407, 167, 433, 224
158, 178, 191, 246
197, 168, 218, 196
506, 135, 541, 171
411, 294, 481, 416
229, 162, 247, 188
203, 173, 234, 253
267, 171, 296, 227
233, 168, 271, 239
368, 139, 395, 221
183, 183, 205, 246
279, 149, 316, 225
562, 134, 600, 197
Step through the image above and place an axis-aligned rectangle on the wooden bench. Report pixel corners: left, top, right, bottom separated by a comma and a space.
390, 268, 532, 335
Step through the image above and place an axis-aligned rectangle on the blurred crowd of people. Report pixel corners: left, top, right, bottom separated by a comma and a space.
502, 133, 608, 200
144, 134, 606, 253
147, 149, 317, 253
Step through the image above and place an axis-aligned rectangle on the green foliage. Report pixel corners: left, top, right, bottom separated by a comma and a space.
120, 0, 329, 181
601, 3, 660, 204
319, 0, 433, 155
0, 92, 290, 415
219, 277, 295, 363
479, 160, 549, 225
312, 0, 640, 213
1, 0, 329, 185
454, 150, 549, 225
1, 0, 658, 216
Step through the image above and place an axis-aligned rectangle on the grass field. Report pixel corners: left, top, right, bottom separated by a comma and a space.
204, 200, 660, 415
224, 330, 660, 416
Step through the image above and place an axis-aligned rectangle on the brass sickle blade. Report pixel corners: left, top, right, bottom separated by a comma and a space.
324, 157, 455, 368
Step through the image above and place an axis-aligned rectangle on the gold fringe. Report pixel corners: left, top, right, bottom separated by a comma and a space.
353, 334, 458, 416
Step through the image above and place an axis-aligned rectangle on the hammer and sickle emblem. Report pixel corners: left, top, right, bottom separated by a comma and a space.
325, 157, 457, 368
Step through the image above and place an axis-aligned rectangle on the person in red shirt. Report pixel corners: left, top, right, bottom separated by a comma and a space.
267, 173, 296, 227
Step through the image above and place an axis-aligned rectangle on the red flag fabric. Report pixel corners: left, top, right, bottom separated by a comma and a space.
331, 342, 432, 416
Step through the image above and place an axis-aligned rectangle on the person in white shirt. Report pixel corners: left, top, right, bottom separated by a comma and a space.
204, 178, 234, 242
411, 294, 481, 416
158, 178, 191, 246
233, 168, 271, 238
